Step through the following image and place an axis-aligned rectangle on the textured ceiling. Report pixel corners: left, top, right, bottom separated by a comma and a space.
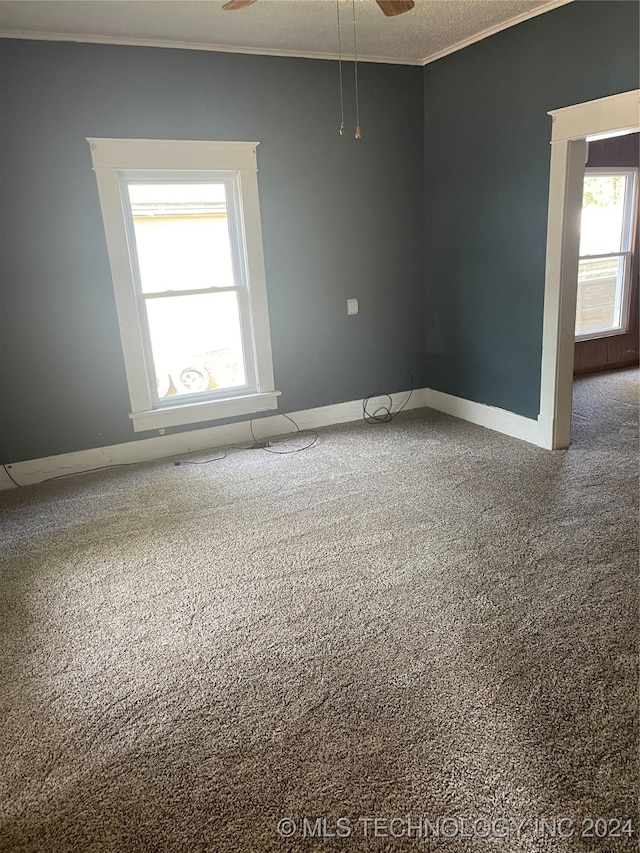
0, 0, 572, 65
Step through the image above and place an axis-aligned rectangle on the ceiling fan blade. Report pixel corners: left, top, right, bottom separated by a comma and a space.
222, 0, 258, 10
375, 0, 415, 16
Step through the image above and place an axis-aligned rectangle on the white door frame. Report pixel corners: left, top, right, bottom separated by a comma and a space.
538, 89, 640, 450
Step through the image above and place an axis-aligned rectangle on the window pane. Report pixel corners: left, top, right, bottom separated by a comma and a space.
579, 175, 628, 255
127, 183, 235, 293
145, 292, 247, 399
575, 256, 625, 336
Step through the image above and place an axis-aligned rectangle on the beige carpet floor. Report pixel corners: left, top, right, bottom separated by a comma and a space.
0, 369, 638, 852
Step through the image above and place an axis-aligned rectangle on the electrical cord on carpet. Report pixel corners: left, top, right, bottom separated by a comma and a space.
173, 452, 228, 466
173, 413, 318, 467
249, 412, 318, 454
1, 460, 22, 488
39, 464, 134, 482
1, 460, 135, 488
3, 415, 319, 487
5, 377, 413, 486
3, 377, 410, 487
362, 371, 414, 425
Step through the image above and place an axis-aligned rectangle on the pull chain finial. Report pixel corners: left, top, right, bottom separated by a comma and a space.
336, 0, 346, 135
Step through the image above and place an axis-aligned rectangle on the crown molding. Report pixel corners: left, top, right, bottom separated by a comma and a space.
420, 0, 574, 65
0, 29, 423, 66
0, 0, 574, 67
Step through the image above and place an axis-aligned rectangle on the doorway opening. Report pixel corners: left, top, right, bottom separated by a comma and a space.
539, 89, 639, 449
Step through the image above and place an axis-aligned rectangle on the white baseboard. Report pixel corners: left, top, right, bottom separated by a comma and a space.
0, 467, 16, 490
424, 388, 542, 446
0, 389, 429, 489
0, 387, 549, 491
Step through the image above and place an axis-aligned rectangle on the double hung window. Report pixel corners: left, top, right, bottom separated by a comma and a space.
575, 168, 638, 340
89, 139, 279, 431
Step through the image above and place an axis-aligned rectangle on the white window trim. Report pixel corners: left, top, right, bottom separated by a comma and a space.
88, 138, 279, 432
575, 166, 638, 341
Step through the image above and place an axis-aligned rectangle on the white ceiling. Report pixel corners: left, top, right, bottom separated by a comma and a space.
0, 0, 573, 65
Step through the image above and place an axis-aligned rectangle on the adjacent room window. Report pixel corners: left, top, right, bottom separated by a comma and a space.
575, 167, 638, 340
88, 139, 279, 432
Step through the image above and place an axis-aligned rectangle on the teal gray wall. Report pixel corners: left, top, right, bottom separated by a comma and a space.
423, 0, 640, 419
0, 41, 425, 462
1, 1, 639, 462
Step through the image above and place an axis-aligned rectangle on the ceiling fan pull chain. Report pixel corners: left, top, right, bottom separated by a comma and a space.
352, 0, 362, 139
336, 0, 346, 135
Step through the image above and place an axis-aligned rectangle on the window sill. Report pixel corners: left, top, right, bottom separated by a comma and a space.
575, 328, 628, 342
130, 390, 281, 432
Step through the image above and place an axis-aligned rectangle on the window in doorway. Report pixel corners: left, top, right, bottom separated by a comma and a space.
88, 139, 279, 432
575, 167, 638, 340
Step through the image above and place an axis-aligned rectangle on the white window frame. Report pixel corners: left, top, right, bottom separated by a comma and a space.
88, 138, 279, 432
575, 166, 638, 341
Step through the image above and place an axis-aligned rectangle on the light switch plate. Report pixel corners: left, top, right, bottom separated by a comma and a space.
347, 298, 359, 315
